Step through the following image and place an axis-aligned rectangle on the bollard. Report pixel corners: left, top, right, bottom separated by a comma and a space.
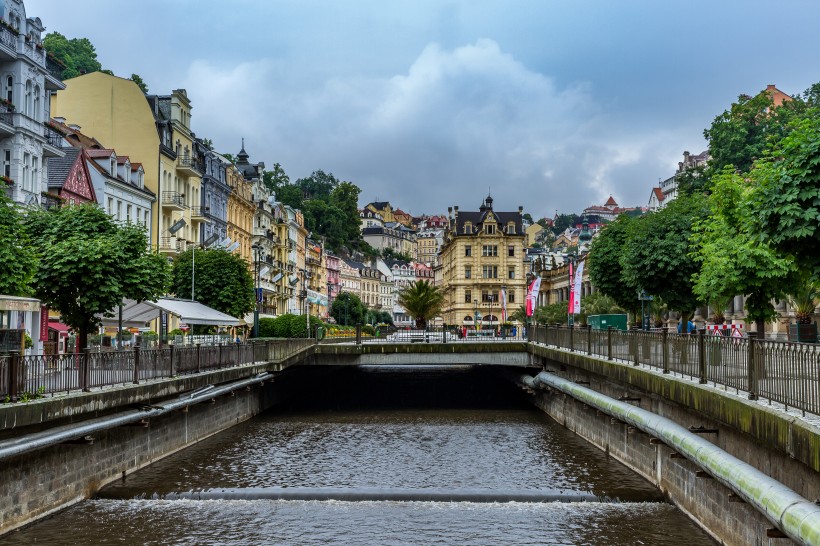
632, 331, 639, 366
662, 329, 669, 374
356, 323, 362, 345
698, 329, 707, 384
587, 325, 592, 355
569, 324, 574, 352
133, 345, 140, 385
442, 324, 448, 344
607, 327, 613, 360
196, 343, 201, 373
218, 343, 223, 369
81, 347, 91, 392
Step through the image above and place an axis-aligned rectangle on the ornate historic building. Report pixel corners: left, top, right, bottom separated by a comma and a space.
437, 195, 526, 327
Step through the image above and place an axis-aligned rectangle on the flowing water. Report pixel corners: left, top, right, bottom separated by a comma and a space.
8, 368, 716, 545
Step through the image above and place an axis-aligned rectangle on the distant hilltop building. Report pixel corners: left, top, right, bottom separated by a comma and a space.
648, 150, 710, 211
582, 196, 644, 222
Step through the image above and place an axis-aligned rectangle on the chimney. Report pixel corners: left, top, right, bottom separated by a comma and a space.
767, 84, 776, 91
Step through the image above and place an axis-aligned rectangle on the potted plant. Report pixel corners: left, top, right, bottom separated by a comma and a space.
788, 282, 818, 343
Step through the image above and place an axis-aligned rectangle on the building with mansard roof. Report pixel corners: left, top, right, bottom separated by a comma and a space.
437, 194, 526, 327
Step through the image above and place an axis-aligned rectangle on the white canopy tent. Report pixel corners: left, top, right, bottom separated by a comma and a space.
105, 298, 242, 327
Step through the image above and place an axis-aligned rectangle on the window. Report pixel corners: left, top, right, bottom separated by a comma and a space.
507, 222, 516, 234
508, 267, 515, 280
107, 197, 114, 215
464, 289, 472, 303
482, 265, 498, 279
482, 245, 498, 257
33, 85, 40, 121
463, 222, 472, 234
24, 80, 32, 117
126, 204, 132, 222
508, 245, 515, 257
116, 200, 122, 221
465, 245, 472, 257
5, 76, 12, 103
486, 224, 495, 234
22, 152, 30, 191
464, 266, 471, 279
509, 291, 515, 303
144, 210, 150, 228
3, 150, 10, 178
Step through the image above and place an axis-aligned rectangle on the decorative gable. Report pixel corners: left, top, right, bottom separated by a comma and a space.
62, 154, 96, 203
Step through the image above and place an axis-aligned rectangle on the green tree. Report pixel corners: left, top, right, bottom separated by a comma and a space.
130, 74, 148, 93
397, 280, 444, 328
262, 162, 290, 195
43, 32, 103, 80
552, 213, 580, 235
0, 195, 36, 296
621, 196, 707, 322
581, 292, 622, 316
171, 248, 254, 319
534, 302, 567, 325
691, 169, 797, 337
330, 292, 366, 326
522, 213, 534, 223
24, 204, 170, 349
753, 114, 820, 277
587, 214, 639, 314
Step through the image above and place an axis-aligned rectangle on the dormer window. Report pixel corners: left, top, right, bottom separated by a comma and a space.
110, 156, 116, 176
507, 222, 516, 234
463, 222, 472, 234
486, 223, 495, 235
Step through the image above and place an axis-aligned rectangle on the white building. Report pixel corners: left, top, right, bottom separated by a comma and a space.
1, 0, 66, 206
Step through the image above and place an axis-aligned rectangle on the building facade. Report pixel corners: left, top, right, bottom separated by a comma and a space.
1, 0, 65, 207
438, 195, 526, 327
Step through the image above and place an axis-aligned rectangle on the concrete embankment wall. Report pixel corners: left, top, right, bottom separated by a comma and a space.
525, 347, 820, 546
0, 370, 298, 536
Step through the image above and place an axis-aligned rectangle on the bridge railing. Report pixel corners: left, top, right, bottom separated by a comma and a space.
530, 324, 820, 416
0, 338, 317, 402
323, 325, 528, 344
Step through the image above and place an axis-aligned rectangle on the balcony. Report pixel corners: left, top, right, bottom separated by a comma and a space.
161, 191, 186, 210
159, 143, 177, 160
45, 55, 65, 90
176, 156, 201, 177
0, 111, 13, 137
42, 124, 64, 158
191, 206, 208, 223
0, 25, 16, 61
159, 237, 183, 256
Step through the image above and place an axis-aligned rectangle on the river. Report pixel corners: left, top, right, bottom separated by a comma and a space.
9, 367, 716, 545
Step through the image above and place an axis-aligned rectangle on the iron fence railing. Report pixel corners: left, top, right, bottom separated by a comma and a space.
529, 325, 820, 417
322, 325, 527, 344
1, 339, 315, 403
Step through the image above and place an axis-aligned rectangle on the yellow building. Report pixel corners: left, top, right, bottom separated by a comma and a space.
305, 239, 329, 319
525, 223, 545, 247
438, 195, 527, 327
51, 72, 162, 246
226, 161, 254, 267
52, 74, 201, 254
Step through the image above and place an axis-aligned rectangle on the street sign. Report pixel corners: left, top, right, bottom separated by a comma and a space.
178, 323, 190, 332
638, 290, 654, 301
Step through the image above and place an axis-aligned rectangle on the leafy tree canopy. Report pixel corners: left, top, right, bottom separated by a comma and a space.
621, 195, 707, 317
130, 73, 148, 93
171, 248, 255, 319
587, 214, 639, 313
23, 204, 170, 349
330, 291, 366, 326
0, 195, 36, 296
691, 168, 797, 328
43, 32, 103, 80
752, 112, 820, 278
552, 213, 580, 234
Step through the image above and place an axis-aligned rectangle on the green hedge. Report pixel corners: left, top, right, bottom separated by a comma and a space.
256, 314, 326, 338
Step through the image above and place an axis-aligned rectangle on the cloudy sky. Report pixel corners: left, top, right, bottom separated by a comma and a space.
28, 0, 820, 218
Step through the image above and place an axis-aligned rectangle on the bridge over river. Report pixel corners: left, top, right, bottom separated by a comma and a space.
1, 327, 818, 545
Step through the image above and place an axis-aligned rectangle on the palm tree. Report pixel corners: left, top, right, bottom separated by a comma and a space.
398, 280, 444, 329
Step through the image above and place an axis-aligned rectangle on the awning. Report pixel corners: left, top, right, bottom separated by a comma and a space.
107, 298, 242, 327
48, 321, 72, 333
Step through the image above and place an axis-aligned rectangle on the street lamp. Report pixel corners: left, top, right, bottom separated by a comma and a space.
565, 252, 576, 327
252, 243, 262, 338
473, 299, 479, 334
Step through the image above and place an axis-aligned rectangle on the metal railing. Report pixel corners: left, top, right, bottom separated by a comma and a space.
161, 191, 185, 207
323, 325, 527, 344
529, 325, 820, 417
1, 338, 315, 402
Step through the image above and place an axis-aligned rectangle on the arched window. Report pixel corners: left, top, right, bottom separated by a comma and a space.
33, 85, 40, 121
24, 80, 32, 117
5, 76, 12, 104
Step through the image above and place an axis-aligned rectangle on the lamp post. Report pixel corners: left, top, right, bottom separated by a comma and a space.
302, 269, 310, 337
252, 243, 262, 338
565, 252, 576, 327
473, 299, 479, 334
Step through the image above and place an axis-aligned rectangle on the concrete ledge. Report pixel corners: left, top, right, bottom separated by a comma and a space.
528, 344, 820, 473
